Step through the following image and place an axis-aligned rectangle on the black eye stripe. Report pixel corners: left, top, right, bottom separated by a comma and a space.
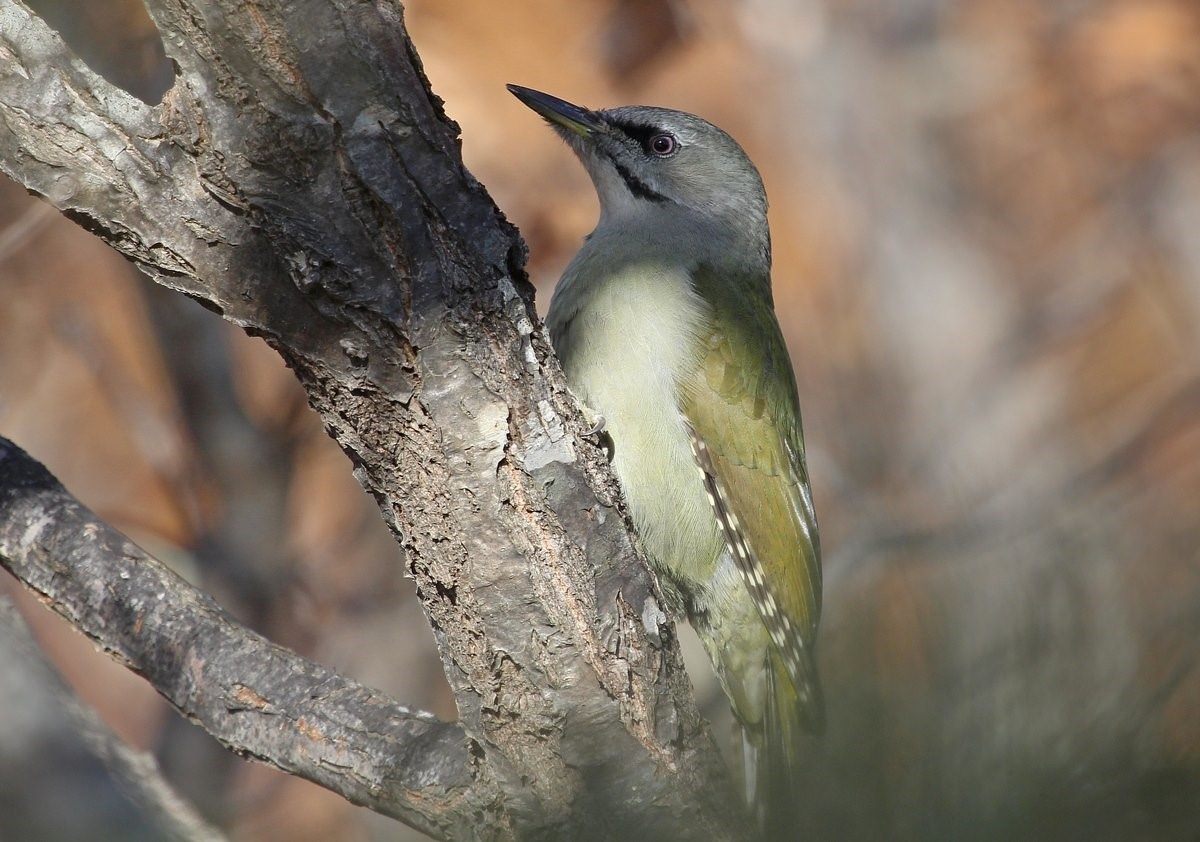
609, 120, 666, 153
604, 117, 675, 202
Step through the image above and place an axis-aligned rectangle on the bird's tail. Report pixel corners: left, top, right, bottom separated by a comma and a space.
743, 648, 824, 840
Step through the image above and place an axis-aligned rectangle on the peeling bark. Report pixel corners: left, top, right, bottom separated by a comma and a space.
0, 1, 738, 839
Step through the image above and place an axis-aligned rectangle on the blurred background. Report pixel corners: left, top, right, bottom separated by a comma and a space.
2, 0, 1199, 839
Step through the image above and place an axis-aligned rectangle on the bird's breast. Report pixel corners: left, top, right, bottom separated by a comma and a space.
547, 259, 726, 599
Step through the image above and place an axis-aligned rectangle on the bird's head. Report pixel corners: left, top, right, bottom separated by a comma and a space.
508, 85, 769, 266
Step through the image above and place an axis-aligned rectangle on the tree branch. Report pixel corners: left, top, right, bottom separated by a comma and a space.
0, 438, 474, 840
0, 0, 738, 837
0, 596, 228, 842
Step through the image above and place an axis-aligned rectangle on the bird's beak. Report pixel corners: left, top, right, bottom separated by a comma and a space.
507, 84, 603, 138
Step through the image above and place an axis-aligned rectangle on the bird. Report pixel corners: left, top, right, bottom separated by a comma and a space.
508, 84, 823, 837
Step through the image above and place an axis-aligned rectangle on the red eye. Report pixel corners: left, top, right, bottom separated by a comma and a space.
649, 133, 677, 156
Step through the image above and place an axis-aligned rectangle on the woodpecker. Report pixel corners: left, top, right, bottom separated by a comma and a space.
510, 84, 823, 836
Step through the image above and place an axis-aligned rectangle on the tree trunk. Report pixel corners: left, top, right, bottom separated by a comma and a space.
0, 1, 739, 839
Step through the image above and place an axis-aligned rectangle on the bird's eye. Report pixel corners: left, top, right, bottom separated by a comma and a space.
649, 133, 678, 157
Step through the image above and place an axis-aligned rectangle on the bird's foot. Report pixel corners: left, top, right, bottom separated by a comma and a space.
578, 405, 614, 462
583, 413, 606, 438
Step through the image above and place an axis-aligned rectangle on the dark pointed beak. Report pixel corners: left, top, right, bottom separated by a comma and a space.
507, 84, 604, 137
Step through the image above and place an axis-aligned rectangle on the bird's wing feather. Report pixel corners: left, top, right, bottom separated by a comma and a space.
680, 264, 822, 718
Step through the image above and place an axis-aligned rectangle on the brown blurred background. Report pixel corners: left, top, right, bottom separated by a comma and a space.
2, 0, 1199, 839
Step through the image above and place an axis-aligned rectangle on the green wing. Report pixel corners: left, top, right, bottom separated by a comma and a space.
680, 265, 822, 717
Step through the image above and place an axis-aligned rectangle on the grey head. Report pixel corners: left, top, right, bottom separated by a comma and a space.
508, 84, 770, 270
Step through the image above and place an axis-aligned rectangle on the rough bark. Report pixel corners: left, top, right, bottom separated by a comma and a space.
0, 1, 737, 840
0, 438, 471, 839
